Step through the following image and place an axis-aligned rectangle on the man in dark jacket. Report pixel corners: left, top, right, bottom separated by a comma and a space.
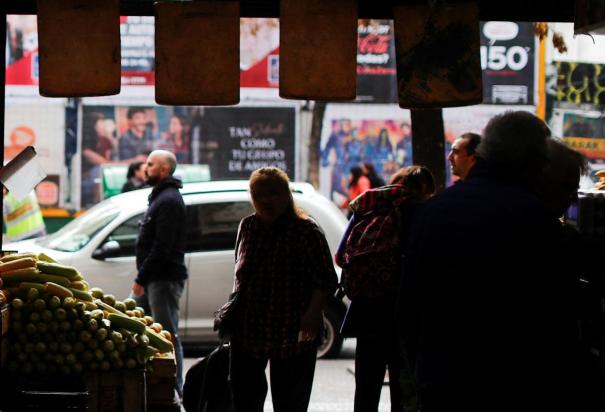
401, 111, 581, 412
131, 149, 187, 397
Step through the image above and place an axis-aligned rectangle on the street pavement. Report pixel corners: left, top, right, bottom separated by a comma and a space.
183, 339, 392, 412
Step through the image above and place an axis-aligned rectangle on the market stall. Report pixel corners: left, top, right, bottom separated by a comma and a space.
0, 252, 177, 411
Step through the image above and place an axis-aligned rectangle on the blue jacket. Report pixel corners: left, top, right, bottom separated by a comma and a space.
135, 176, 188, 286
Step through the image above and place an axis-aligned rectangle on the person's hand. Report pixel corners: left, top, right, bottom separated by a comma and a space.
131, 281, 144, 297
299, 307, 322, 343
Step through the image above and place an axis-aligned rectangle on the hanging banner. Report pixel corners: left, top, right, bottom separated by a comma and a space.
199, 107, 296, 179
480, 21, 535, 105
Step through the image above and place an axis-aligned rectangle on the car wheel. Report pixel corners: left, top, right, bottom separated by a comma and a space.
317, 307, 344, 359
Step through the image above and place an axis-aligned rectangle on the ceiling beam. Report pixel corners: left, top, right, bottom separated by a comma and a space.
4, 0, 575, 22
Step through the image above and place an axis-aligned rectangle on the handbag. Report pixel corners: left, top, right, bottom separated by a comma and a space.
213, 291, 242, 341
213, 219, 248, 342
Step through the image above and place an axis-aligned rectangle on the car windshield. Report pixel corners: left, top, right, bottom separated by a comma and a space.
37, 202, 121, 252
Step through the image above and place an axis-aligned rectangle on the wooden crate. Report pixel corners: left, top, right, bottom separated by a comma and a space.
147, 353, 177, 406
87, 369, 146, 412
0, 304, 8, 370
148, 353, 176, 379
0, 336, 9, 369
1, 304, 9, 336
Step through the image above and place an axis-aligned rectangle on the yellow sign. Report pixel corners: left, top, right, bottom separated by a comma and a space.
563, 137, 605, 158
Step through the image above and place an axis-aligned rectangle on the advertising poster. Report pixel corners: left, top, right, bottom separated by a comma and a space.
562, 113, 605, 159
480, 21, 535, 105
356, 20, 398, 103
552, 61, 605, 107
80, 105, 296, 207
240, 18, 280, 88
4, 103, 66, 208
120, 16, 155, 86
6, 15, 38, 86
6, 15, 155, 87
319, 105, 411, 204
320, 104, 531, 204
198, 107, 296, 180
80, 105, 190, 207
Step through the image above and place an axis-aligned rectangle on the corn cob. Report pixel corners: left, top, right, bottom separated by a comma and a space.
45, 282, 74, 299
0, 257, 37, 273
36, 262, 82, 281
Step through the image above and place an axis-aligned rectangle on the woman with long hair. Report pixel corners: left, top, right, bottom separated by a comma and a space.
362, 162, 385, 188
229, 167, 338, 412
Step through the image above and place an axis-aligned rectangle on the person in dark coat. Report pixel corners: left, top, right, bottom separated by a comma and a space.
131, 149, 188, 397
401, 111, 582, 412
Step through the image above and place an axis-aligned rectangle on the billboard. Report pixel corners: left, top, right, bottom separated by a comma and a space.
480, 21, 536, 105
356, 20, 398, 103
319, 103, 532, 204
198, 107, 297, 180
80, 105, 191, 207
561, 113, 605, 159
80, 104, 298, 207
6, 15, 156, 87
4, 103, 66, 208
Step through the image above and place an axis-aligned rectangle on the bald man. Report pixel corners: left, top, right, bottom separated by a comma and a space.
131, 150, 187, 397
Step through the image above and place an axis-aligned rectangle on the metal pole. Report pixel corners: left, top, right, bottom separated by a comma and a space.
1, 14, 6, 251
410, 108, 446, 193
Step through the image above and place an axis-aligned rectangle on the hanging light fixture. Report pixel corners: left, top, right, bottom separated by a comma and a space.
279, 0, 358, 101
37, 0, 121, 97
393, 2, 483, 108
155, 0, 240, 106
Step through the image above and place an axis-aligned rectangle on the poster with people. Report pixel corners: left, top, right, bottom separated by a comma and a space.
320, 115, 412, 204
80, 105, 192, 208
320, 104, 528, 206
80, 104, 297, 208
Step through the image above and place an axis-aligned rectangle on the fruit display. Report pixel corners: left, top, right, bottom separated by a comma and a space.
0, 252, 174, 375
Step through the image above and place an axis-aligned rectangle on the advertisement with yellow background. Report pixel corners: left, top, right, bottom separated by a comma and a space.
562, 113, 605, 160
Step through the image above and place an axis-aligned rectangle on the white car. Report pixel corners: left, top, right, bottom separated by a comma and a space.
5, 181, 349, 357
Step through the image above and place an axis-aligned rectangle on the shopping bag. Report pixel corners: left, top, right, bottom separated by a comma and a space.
183, 344, 234, 412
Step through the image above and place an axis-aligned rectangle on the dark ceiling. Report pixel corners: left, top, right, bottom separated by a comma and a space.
5, 0, 576, 22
